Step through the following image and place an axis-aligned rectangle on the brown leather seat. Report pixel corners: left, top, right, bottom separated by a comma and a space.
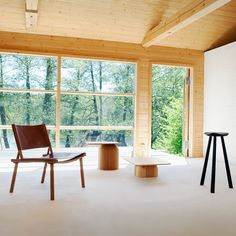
10, 124, 86, 200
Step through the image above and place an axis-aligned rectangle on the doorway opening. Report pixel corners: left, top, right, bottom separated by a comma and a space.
151, 64, 190, 157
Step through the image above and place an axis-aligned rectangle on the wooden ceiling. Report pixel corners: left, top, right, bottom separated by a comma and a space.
0, 0, 235, 51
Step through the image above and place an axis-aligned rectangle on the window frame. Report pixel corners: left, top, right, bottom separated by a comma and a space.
0, 53, 137, 150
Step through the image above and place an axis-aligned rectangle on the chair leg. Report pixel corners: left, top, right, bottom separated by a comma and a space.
10, 163, 18, 193
211, 136, 217, 193
50, 163, 55, 201
80, 158, 85, 188
200, 136, 212, 185
221, 136, 233, 189
41, 163, 47, 184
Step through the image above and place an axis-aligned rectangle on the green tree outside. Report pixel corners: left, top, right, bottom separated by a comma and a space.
0, 54, 135, 149
152, 65, 186, 155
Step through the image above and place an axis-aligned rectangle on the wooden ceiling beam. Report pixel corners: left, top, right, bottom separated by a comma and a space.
142, 0, 231, 47
25, 0, 38, 29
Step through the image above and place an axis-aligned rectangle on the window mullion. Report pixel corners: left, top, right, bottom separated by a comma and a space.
55, 56, 61, 151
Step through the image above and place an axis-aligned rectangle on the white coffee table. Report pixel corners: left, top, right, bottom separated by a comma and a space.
125, 157, 170, 177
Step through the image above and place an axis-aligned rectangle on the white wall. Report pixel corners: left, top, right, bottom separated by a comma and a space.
204, 42, 236, 160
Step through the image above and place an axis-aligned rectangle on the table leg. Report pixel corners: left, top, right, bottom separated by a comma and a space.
135, 165, 158, 178
99, 144, 119, 170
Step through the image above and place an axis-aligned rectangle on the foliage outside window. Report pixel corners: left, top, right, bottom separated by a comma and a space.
0, 54, 135, 150
152, 65, 186, 155
0, 54, 57, 149
60, 58, 135, 147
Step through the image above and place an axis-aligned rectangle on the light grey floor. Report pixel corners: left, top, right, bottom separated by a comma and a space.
0, 156, 236, 236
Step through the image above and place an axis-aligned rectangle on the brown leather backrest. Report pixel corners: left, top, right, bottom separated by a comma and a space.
12, 124, 52, 151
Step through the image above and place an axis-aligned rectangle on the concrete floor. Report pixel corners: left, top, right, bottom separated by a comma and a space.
0, 156, 236, 236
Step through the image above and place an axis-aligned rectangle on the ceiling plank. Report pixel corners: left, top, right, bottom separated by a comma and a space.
25, 0, 38, 29
142, 0, 231, 47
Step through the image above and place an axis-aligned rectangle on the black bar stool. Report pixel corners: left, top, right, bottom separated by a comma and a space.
200, 132, 233, 193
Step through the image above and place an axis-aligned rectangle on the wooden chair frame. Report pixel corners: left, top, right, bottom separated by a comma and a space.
10, 124, 86, 200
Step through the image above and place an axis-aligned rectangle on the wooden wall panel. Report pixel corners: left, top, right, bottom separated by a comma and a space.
0, 31, 204, 157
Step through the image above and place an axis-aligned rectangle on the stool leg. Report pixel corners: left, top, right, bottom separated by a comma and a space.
200, 136, 212, 185
211, 136, 217, 193
221, 136, 233, 189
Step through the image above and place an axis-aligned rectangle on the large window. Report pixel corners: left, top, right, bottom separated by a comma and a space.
0, 54, 136, 150
60, 58, 135, 148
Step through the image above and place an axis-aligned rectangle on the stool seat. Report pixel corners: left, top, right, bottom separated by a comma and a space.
204, 132, 228, 137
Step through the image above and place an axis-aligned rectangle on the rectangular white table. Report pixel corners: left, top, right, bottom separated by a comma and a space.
125, 157, 170, 177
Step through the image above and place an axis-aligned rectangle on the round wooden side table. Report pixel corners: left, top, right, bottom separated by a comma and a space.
99, 143, 119, 170
86, 142, 119, 170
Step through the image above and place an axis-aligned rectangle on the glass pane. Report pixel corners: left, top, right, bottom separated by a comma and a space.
60, 130, 133, 148
0, 129, 16, 150
60, 95, 134, 126
0, 129, 55, 150
0, 54, 57, 90
0, 92, 56, 125
48, 130, 56, 147
61, 58, 135, 93
151, 65, 186, 155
